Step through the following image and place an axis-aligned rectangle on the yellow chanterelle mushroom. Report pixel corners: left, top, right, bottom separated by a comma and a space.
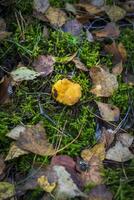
52, 78, 82, 106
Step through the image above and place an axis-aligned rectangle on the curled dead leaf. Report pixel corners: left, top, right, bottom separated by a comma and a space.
52, 79, 82, 105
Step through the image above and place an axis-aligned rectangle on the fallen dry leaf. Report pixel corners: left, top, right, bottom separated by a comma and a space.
63, 19, 83, 36
104, 41, 126, 75
10, 66, 41, 82
32, 55, 55, 77
105, 5, 126, 22
6, 125, 26, 140
90, 66, 118, 97
88, 184, 113, 200
17, 123, 56, 156
46, 7, 67, 27
5, 142, 28, 161
0, 157, 5, 176
76, 3, 103, 15
52, 79, 82, 105
51, 155, 84, 190
73, 57, 89, 72
53, 165, 86, 200
33, 0, 50, 14
96, 101, 120, 121
118, 133, 134, 147
81, 143, 105, 162
38, 175, 56, 193
104, 40, 121, 63
51, 155, 76, 170
93, 22, 120, 39
0, 182, 15, 200
106, 133, 134, 162
80, 156, 103, 186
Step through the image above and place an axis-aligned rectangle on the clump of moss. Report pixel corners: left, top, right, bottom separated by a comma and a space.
108, 83, 134, 113
105, 161, 134, 200
79, 40, 100, 68
118, 28, 134, 72
14, 0, 33, 14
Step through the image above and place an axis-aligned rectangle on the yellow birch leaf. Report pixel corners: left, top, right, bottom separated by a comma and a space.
38, 176, 56, 193
81, 143, 105, 162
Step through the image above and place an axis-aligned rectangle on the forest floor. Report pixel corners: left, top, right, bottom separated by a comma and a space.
0, 0, 134, 200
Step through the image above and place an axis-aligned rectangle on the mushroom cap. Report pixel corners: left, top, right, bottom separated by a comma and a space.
52, 78, 82, 105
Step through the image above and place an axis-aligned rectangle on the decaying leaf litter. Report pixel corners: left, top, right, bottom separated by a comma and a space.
0, 0, 134, 199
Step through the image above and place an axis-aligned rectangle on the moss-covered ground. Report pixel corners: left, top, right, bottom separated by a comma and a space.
0, 0, 134, 199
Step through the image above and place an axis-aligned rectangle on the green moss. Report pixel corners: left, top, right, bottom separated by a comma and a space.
118, 28, 134, 72
47, 31, 79, 56
105, 161, 134, 200
10, 22, 45, 57
106, 0, 114, 5
49, 0, 78, 7
14, 0, 33, 14
79, 40, 100, 68
108, 82, 134, 113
